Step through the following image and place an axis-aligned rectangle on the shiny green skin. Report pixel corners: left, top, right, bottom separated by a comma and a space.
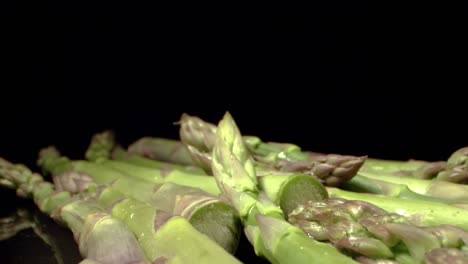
211, 112, 355, 264
327, 187, 468, 230
94, 187, 241, 263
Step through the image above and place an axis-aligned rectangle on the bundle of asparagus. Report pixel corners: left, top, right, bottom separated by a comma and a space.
38, 146, 241, 254
289, 198, 468, 263
126, 112, 468, 262
1, 111, 468, 264
129, 113, 367, 187
86, 130, 327, 216
0, 156, 244, 263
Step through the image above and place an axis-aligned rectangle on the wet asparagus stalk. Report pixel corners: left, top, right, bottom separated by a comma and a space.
343, 174, 468, 206
326, 187, 468, 230
288, 198, 468, 264
87, 130, 206, 175
113, 145, 207, 174
356, 171, 468, 201
210, 112, 357, 264
243, 136, 367, 187
38, 147, 241, 253
361, 146, 468, 184
1, 157, 242, 263
87, 130, 328, 216
0, 158, 149, 264
127, 114, 366, 186
181, 113, 367, 186
79, 184, 242, 263
128, 137, 195, 166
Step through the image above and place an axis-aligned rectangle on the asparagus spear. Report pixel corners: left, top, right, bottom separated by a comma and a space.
39, 146, 220, 195
1, 157, 243, 263
356, 171, 468, 201
128, 137, 195, 166
178, 113, 217, 172
84, 130, 115, 163
126, 114, 365, 186
0, 158, 149, 264
343, 174, 468, 205
85, 130, 207, 175
288, 197, 468, 263
39, 147, 241, 253
326, 187, 468, 230
179, 113, 367, 186
210, 112, 357, 264
361, 146, 468, 184
85, 130, 328, 215
244, 136, 367, 187
80, 184, 242, 263
113, 145, 207, 174
109, 152, 325, 216
111, 152, 327, 215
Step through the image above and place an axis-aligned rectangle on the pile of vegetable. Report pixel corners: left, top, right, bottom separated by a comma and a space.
1, 112, 467, 264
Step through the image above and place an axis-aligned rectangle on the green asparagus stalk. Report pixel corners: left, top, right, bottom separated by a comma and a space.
85, 130, 328, 216
3, 158, 240, 263
343, 174, 468, 206
210, 112, 357, 264
113, 146, 206, 174
108, 153, 325, 216
424, 248, 468, 264
128, 137, 195, 166
361, 158, 438, 175
39, 147, 241, 253
361, 146, 468, 184
80, 184, 242, 263
244, 136, 367, 187
356, 171, 468, 201
126, 114, 365, 186
84, 130, 115, 163
85, 130, 207, 175
39, 146, 220, 195
102, 159, 221, 194
109, 153, 326, 215
178, 113, 366, 186
0, 158, 150, 264
288, 197, 468, 263
87, 135, 240, 252
326, 187, 468, 230
179, 113, 217, 172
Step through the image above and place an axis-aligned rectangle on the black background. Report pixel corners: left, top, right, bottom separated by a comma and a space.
2, 2, 465, 170
0, 1, 467, 262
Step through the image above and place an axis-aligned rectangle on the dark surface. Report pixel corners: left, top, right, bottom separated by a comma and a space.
0, 191, 82, 264
1, 1, 466, 263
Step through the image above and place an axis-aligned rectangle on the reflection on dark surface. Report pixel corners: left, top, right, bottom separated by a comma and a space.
0, 189, 268, 264
0, 191, 82, 264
